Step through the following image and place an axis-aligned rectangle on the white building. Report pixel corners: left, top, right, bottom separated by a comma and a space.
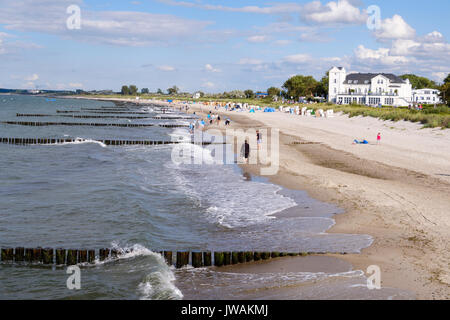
192, 92, 201, 99
328, 67, 413, 107
412, 88, 442, 104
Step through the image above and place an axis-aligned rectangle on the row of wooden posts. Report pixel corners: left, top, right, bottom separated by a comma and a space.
0, 247, 339, 268
15, 114, 197, 120
57, 110, 157, 114
0, 137, 225, 146
1, 121, 188, 128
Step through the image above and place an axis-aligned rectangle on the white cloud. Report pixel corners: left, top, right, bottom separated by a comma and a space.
247, 35, 270, 43
273, 39, 292, 46
374, 15, 416, 41
354, 45, 409, 65
24, 74, 39, 81
202, 81, 215, 88
0, 0, 213, 47
301, 0, 367, 25
283, 54, 312, 64
431, 72, 448, 82
422, 31, 445, 43
0, 39, 4, 54
157, 0, 304, 15
238, 58, 264, 65
157, 65, 176, 71
69, 83, 83, 88
205, 64, 220, 72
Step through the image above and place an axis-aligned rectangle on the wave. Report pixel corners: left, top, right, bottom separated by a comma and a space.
94, 243, 183, 300
53, 137, 107, 148
166, 129, 297, 228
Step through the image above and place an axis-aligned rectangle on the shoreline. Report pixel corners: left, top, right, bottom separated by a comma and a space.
66, 96, 450, 299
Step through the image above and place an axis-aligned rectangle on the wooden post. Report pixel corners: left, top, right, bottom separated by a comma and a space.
25, 248, 33, 262
163, 251, 172, 265
223, 252, 231, 265
214, 252, 224, 267
203, 252, 212, 267
245, 252, 254, 262
176, 252, 189, 268
99, 248, 109, 261
32, 248, 42, 263
42, 248, 54, 264
111, 249, 119, 258
88, 250, 96, 263
78, 250, 88, 263
1, 248, 13, 262
237, 252, 245, 263
67, 249, 78, 265
254, 252, 261, 261
56, 249, 66, 265
231, 252, 239, 264
191, 252, 203, 268
261, 252, 271, 260
14, 247, 24, 262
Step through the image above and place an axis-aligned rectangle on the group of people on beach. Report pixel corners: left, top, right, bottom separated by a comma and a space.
189, 111, 231, 133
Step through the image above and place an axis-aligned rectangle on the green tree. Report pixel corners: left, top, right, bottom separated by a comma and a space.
444, 73, 450, 84
282, 75, 319, 99
121, 85, 129, 95
244, 89, 255, 99
400, 74, 438, 89
315, 72, 329, 97
267, 87, 281, 97
167, 86, 179, 95
141, 88, 149, 94
440, 83, 450, 106
157, 88, 163, 95
129, 85, 138, 95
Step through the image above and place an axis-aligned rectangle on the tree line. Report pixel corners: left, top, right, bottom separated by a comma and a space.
119, 72, 450, 106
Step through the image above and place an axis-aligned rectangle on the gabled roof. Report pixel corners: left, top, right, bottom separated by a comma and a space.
344, 73, 406, 84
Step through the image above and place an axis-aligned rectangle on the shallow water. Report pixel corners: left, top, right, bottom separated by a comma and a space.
0, 95, 410, 299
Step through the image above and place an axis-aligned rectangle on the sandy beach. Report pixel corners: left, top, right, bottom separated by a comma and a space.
70, 96, 450, 299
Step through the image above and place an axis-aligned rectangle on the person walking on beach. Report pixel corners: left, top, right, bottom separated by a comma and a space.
377, 132, 381, 145
256, 130, 261, 150
241, 140, 250, 163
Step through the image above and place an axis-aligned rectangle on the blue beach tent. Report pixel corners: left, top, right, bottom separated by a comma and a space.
264, 107, 275, 112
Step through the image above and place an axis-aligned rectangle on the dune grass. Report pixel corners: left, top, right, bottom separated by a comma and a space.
310, 104, 450, 129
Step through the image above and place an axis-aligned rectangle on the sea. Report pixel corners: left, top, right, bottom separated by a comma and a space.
0, 95, 413, 299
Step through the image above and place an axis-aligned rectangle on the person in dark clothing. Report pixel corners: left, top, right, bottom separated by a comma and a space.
241, 140, 250, 163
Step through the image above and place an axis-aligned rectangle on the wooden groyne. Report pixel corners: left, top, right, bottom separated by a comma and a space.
57, 110, 150, 114
1, 121, 188, 128
0, 247, 346, 268
17, 114, 197, 120
16, 114, 153, 119
0, 137, 226, 146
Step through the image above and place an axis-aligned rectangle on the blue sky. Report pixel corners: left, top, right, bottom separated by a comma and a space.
0, 0, 449, 92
